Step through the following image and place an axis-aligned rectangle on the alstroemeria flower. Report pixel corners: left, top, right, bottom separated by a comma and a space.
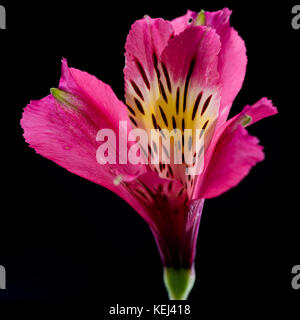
21, 8, 277, 300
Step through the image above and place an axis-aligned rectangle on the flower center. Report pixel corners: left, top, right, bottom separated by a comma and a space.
124, 20, 220, 197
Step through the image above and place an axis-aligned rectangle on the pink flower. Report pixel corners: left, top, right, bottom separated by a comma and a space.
21, 8, 278, 300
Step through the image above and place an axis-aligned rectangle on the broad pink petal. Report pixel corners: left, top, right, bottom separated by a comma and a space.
21, 59, 146, 192
196, 123, 264, 199
205, 8, 247, 125
150, 26, 221, 190
160, 25, 221, 90
170, 8, 247, 125
194, 98, 277, 199
60, 59, 130, 131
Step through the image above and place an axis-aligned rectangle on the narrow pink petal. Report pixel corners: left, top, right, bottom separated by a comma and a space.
60, 59, 130, 130
21, 59, 146, 191
124, 17, 174, 79
124, 17, 174, 111
237, 97, 278, 125
216, 97, 278, 136
197, 124, 264, 199
205, 8, 247, 125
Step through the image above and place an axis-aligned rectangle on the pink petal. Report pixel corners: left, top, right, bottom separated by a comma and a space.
194, 97, 277, 199
237, 97, 278, 125
171, 10, 196, 35
60, 59, 130, 131
124, 17, 174, 115
21, 59, 146, 192
150, 25, 221, 189
125, 171, 204, 268
124, 17, 174, 79
216, 97, 278, 135
169, 8, 247, 124
205, 8, 247, 125
197, 123, 264, 199
160, 25, 221, 90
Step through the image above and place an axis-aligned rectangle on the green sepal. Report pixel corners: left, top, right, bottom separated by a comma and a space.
195, 10, 206, 26
50, 88, 77, 110
241, 114, 252, 127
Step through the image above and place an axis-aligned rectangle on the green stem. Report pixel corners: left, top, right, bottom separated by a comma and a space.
163, 266, 195, 300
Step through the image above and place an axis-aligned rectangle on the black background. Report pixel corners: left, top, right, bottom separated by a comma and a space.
1, 0, 299, 316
